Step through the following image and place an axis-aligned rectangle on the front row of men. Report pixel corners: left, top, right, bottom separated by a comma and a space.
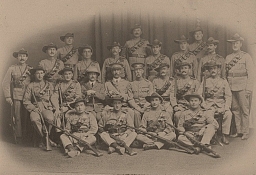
16, 59, 232, 158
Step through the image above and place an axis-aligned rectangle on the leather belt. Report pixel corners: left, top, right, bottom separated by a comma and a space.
130, 54, 146, 58
228, 72, 247, 77
206, 96, 224, 100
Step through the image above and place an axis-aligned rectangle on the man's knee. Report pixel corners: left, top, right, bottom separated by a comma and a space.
30, 112, 41, 123
41, 110, 54, 122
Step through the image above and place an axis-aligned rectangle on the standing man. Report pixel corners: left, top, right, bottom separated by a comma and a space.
145, 39, 171, 81
197, 60, 232, 144
39, 43, 64, 86
226, 33, 254, 140
197, 37, 226, 81
23, 66, 56, 148
136, 92, 176, 150
57, 33, 79, 70
2, 49, 33, 142
81, 66, 105, 122
152, 63, 175, 119
104, 63, 134, 120
51, 67, 82, 132
98, 96, 137, 156
177, 93, 219, 152
102, 42, 132, 83
123, 24, 150, 80
74, 44, 101, 83
170, 35, 197, 78
189, 26, 207, 64
60, 98, 98, 158
171, 62, 200, 126
127, 63, 154, 128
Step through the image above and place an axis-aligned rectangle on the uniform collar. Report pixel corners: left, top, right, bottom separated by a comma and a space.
113, 77, 121, 83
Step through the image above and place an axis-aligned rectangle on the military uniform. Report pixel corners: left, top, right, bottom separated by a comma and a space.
57, 33, 79, 69
170, 51, 197, 78
127, 78, 153, 128
23, 79, 55, 138
102, 56, 132, 83
2, 55, 33, 138
172, 75, 200, 125
152, 76, 175, 119
60, 109, 98, 153
39, 58, 64, 85
136, 102, 176, 149
198, 75, 232, 137
81, 81, 105, 121
145, 54, 170, 81
178, 106, 219, 146
225, 38, 254, 137
98, 109, 137, 150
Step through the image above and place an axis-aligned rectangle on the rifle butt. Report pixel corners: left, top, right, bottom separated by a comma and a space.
45, 134, 52, 151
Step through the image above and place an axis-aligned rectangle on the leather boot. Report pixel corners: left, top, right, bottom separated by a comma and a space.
241, 134, 249, 140
221, 134, 229, 145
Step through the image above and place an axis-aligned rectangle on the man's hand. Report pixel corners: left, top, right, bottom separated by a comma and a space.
6, 97, 13, 106
61, 106, 69, 113
87, 90, 96, 96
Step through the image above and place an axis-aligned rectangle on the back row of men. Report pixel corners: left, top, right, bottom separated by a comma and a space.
2, 24, 254, 157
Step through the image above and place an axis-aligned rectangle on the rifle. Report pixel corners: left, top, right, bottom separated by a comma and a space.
109, 133, 136, 155
58, 85, 65, 130
202, 75, 206, 100
126, 125, 194, 154
166, 122, 221, 158
47, 121, 103, 157
32, 91, 52, 151
9, 81, 17, 144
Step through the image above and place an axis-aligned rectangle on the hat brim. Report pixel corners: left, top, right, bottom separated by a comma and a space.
184, 94, 203, 102
70, 99, 86, 108
78, 47, 93, 55
227, 39, 244, 43
155, 65, 170, 72
207, 41, 219, 45
60, 35, 74, 42
58, 69, 74, 75
189, 29, 203, 36
130, 27, 142, 34
13, 51, 29, 58
145, 95, 163, 103
174, 40, 188, 44
86, 71, 100, 76
107, 45, 122, 51
30, 68, 45, 75
176, 63, 191, 69
42, 46, 57, 53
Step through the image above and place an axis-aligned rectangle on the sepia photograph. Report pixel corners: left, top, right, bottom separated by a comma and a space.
0, 0, 255, 174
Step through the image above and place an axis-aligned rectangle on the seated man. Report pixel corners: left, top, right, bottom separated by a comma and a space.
128, 63, 153, 128
23, 66, 56, 148
51, 67, 82, 132
98, 95, 137, 156
198, 60, 232, 145
136, 92, 176, 150
104, 63, 134, 120
177, 93, 219, 153
60, 98, 98, 158
152, 63, 174, 119
81, 66, 105, 122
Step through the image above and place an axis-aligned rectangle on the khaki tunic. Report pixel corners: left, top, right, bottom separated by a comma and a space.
57, 46, 79, 65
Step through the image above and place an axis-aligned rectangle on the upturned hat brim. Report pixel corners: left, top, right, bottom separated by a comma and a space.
42, 45, 57, 53
13, 50, 28, 58
58, 68, 73, 75
70, 98, 86, 108
145, 93, 163, 103
78, 46, 93, 55
184, 94, 203, 102
155, 64, 170, 72
30, 67, 45, 74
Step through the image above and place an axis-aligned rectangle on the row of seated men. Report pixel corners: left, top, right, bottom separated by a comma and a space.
3, 59, 234, 158
2, 28, 253, 157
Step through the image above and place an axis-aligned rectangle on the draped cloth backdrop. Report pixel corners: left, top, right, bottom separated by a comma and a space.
0, 10, 253, 134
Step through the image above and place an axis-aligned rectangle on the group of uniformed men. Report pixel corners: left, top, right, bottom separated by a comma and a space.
2, 24, 254, 158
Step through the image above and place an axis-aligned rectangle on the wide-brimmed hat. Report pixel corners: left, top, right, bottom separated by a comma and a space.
110, 63, 123, 70
155, 63, 170, 72
13, 48, 28, 58
184, 93, 203, 102
30, 66, 45, 75
42, 43, 58, 53
206, 37, 219, 45
189, 26, 203, 36
60, 33, 74, 42
86, 66, 100, 76
203, 60, 222, 69
174, 35, 189, 44
58, 67, 73, 75
175, 61, 191, 68
130, 24, 142, 34
106, 95, 124, 107
78, 44, 93, 55
131, 63, 145, 70
107, 42, 122, 50
227, 33, 244, 43
69, 97, 86, 108
145, 92, 163, 103
147, 39, 162, 47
